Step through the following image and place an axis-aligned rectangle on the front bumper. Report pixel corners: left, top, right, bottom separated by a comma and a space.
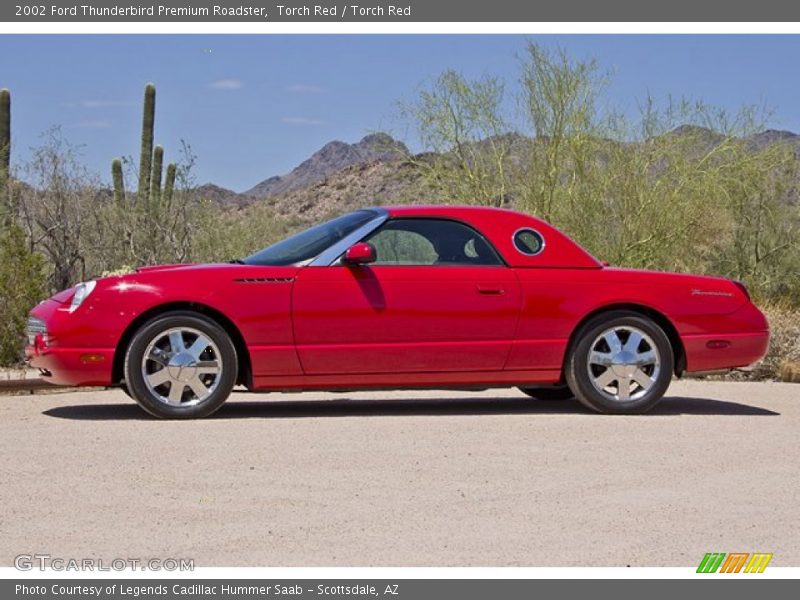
26, 346, 115, 386
25, 298, 115, 387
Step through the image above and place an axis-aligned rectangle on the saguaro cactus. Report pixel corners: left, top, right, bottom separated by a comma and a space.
149, 145, 164, 205
137, 83, 156, 202
163, 163, 177, 205
111, 158, 125, 204
111, 83, 177, 206
0, 88, 10, 185
0, 88, 11, 216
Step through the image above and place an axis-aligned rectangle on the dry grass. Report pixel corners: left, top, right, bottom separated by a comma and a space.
748, 304, 800, 381
779, 361, 800, 383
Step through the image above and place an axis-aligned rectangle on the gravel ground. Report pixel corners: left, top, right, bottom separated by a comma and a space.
0, 380, 797, 567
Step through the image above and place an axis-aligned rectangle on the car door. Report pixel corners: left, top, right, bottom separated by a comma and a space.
291, 218, 522, 375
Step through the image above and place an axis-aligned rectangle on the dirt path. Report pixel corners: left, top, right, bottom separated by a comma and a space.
0, 380, 797, 567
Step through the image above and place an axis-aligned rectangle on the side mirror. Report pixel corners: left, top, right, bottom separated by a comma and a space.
343, 242, 376, 265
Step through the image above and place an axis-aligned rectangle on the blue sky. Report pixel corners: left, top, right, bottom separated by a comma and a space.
1, 35, 800, 192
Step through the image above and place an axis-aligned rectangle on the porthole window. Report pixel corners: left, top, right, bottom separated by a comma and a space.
513, 229, 545, 256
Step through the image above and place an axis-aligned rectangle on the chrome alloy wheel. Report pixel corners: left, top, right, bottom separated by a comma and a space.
586, 326, 661, 403
141, 327, 223, 407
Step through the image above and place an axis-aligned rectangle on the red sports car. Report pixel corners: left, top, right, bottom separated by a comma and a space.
26, 206, 769, 418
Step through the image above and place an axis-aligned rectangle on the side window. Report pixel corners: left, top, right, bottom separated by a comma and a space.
364, 218, 503, 266
368, 229, 437, 265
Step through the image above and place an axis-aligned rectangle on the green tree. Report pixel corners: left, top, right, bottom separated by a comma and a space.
711, 140, 800, 303
0, 88, 49, 366
0, 88, 10, 218
19, 127, 98, 291
517, 42, 606, 222
399, 41, 800, 308
0, 224, 45, 364
399, 70, 512, 206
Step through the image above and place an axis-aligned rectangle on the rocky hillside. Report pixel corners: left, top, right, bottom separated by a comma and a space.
195, 183, 252, 207
243, 132, 408, 199
746, 129, 800, 152
257, 158, 440, 223
196, 127, 800, 217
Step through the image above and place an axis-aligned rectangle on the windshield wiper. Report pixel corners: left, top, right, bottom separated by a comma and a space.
228, 259, 246, 265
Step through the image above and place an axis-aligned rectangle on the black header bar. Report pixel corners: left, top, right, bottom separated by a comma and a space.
4, 0, 800, 22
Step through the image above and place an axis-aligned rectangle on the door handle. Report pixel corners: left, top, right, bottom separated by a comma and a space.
477, 286, 505, 295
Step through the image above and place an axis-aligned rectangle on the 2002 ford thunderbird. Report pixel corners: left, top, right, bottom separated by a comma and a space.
26, 206, 769, 418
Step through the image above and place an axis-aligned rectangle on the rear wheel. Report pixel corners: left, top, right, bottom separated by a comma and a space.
565, 311, 673, 414
123, 311, 237, 419
518, 385, 574, 401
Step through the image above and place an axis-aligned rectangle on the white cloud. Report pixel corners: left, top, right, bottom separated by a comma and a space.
281, 116, 326, 125
73, 120, 112, 129
209, 79, 244, 90
65, 100, 131, 109
81, 100, 130, 108
286, 84, 324, 94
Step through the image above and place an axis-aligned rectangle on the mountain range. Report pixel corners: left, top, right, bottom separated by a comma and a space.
196, 127, 800, 217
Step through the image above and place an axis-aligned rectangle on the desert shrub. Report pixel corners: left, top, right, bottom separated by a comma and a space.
752, 304, 800, 380
18, 128, 98, 291
399, 42, 800, 379
402, 42, 800, 308
779, 362, 800, 382
398, 70, 512, 207
190, 200, 292, 263
0, 224, 45, 365
86, 145, 196, 275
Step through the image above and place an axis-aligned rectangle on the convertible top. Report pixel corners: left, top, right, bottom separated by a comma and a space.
382, 205, 602, 269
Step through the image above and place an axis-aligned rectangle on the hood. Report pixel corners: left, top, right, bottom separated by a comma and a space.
135, 263, 198, 274
125, 262, 301, 282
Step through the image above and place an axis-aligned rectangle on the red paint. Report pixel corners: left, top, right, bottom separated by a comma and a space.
706, 340, 731, 350
292, 265, 522, 374
342, 242, 377, 265
26, 206, 769, 390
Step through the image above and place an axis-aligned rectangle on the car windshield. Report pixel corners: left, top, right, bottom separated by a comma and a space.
243, 209, 379, 266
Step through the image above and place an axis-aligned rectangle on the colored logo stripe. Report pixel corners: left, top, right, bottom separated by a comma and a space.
697, 553, 726, 573
697, 552, 773, 573
744, 553, 773, 573
720, 553, 749, 573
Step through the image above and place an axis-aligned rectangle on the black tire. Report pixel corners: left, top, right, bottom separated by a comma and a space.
518, 385, 574, 401
123, 311, 238, 419
565, 311, 674, 414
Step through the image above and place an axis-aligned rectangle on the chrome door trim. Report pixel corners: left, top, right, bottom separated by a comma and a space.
308, 208, 390, 267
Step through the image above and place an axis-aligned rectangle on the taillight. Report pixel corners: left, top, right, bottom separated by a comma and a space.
34, 333, 48, 354
26, 316, 47, 345
733, 280, 751, 301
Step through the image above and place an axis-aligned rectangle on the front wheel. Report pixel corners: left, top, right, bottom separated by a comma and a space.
565, 311, 674, 414
123, 311, 238, 419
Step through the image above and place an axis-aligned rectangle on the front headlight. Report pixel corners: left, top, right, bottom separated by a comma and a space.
69, 280, 97, 313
